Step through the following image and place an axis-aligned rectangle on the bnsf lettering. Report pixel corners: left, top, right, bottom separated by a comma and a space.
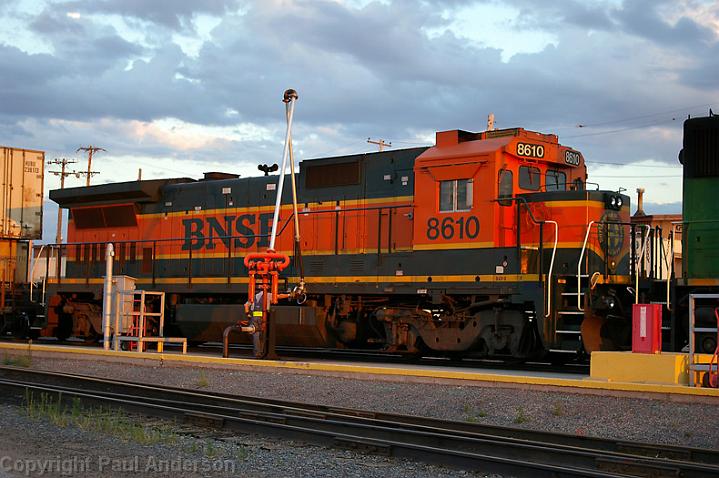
426, 216, 480, 240
182, 212, 275, 251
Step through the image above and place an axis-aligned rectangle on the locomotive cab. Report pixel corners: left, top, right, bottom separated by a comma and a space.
412, 127, 632, 357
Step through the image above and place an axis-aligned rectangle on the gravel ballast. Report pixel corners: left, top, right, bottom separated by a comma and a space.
0, 350, 717, 477
5, 352, 718, 449
0, 402, 491, 478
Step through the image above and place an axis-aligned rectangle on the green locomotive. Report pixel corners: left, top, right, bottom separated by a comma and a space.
680, 115, 719, 280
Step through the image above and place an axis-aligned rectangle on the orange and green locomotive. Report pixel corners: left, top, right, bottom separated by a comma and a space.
44, 126, 637, 359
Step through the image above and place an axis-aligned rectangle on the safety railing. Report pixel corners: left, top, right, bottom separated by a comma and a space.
43, 202, 414, 287
575, 221, 652, 310
688, 294, 719, 387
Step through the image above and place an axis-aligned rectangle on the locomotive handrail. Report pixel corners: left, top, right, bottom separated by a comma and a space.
534, 180, 601, 192
544, 220, 558, 318
50, 203, 414, 249
577, 221, 595, 311
493, 196, 559, 317
634, 224, 651, 304
28, 244, 45, 303
661, 228, 674, 311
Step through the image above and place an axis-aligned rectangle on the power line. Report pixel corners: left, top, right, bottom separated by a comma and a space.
590, 174, 681, 178
564, 117, 680, 139
576, 103, 712, 129
587, 161, 680, 169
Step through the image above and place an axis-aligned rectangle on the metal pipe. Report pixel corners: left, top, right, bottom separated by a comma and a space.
287, 105, 301, 244
102, 243, 114, 350
222, 324, 257, 358
114, 289, 120, 351
269, 89, 298, 251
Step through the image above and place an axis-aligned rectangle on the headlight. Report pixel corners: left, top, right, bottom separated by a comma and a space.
616, 197, 623, 208
610, 196, 617, 207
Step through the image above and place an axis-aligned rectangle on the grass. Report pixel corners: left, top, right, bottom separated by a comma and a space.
196, 370, 209, 388
2, 353, 32, 367
25, 391, 178, 446
23, 391, 248, 461
462, 404, 488, 423
552, 403, 563, 417
513, 407, 530, 424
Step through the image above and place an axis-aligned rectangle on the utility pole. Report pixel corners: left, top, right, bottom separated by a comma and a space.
367, 138, 391, 152
76, 145, 105, 186
47, 158, 77, 244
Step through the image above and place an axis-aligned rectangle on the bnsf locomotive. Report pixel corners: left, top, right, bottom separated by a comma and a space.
42, 125, 640, 360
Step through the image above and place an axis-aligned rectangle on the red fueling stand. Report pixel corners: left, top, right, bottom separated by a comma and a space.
632, 303, 662, 354
222, 251, 290, 359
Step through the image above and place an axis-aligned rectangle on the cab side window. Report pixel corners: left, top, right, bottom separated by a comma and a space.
439, 179, 473, 212
498, 169, 513, 206
546, 170, 567, 191
519, 166, 541, 191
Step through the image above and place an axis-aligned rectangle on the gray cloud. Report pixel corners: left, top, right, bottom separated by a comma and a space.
0, 0, 716, 177
612, 0, 716, 47
61, 0, 240, 30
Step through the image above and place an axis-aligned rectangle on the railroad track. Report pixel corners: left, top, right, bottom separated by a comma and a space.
0, 366, 715, 478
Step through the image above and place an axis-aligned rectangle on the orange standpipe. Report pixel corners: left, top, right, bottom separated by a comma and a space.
223, 89, 305, 359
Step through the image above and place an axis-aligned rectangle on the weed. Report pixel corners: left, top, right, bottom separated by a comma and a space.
197, 370, 209, 388
3, 354, 32, 367
233, 446, 248, 462
186, 441, 200, 454
205, 439, 218, 458
462, 404, 487, 422
552, 403, 563, 417
513, 407, 530, 424
24, 391, 178, 446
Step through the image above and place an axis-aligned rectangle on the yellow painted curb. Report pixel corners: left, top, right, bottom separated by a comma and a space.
2, 342, 718, 398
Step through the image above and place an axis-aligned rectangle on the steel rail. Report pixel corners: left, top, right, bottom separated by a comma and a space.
0, 379, 622, 478
0, 367, 717, 477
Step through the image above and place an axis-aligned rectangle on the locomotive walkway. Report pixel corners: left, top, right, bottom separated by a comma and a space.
0, 341, 718, 400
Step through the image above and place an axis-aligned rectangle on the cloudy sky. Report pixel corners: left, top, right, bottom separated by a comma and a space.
1, 0, 717, 239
